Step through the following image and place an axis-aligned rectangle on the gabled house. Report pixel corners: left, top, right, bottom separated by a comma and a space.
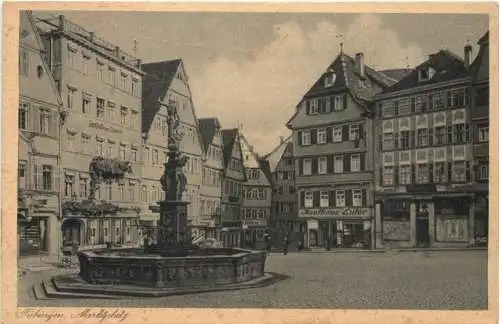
198, 117, 224, 239
220, 128, 247, 247
239, 134, 272, 247
141, 59, 204, 235
286, 51, 395, 249
373, 47, 477, 249
18, 11, 63, 256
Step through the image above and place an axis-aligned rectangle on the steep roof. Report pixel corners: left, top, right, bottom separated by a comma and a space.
470, 30, 490, 83
141, 59, 182, 133
382, 50, 469, 93
239, 134, 262, 168
303, 52, 398, 102
478, 31, 489, 45
198, 117, 221, 152
258, 159, 273, 185
378, 69, 413, 82
262, 136, 292, 172
221, 128, 239, 167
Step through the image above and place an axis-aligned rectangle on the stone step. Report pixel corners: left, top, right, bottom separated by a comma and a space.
42, 280, 119, 300
32, 283, 51, 300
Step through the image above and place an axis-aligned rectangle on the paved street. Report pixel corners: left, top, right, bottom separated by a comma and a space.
19, 250, 487, 309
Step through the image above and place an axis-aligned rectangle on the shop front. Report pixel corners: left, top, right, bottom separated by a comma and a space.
299, 207, 373, 249
219, 220, 243, 248
242, 219, 267, 248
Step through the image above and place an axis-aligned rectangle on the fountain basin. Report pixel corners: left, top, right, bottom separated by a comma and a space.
77, 247, 267, 288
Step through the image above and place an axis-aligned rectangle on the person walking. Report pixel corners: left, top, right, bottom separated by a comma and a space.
283, 235, 290, 255
264, 233, 271, 255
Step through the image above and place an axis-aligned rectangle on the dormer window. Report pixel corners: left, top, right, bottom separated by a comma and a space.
324, 69, 336, 87
418, 66, 436, 82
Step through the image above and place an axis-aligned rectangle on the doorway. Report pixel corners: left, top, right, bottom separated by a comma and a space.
62, 219, 83, 246
416, 216, 430, 247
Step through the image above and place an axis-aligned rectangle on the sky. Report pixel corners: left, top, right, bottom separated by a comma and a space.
34, 11, 488, 155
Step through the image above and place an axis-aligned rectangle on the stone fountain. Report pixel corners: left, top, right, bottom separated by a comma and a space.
37, 100, 279, 299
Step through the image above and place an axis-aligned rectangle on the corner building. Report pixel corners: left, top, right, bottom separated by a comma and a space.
287, 51, 395, 249
373, 47, 480, 248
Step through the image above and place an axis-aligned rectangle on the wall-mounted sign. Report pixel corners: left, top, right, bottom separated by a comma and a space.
299, 207, 371, 219
242, 220, 266, 227
89, 120, 123, 134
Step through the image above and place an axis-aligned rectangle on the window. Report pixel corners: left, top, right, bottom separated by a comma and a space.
96, 140, 104, 156
435, 127, 446, 145
400, 131, 410, 149
479, 126, 489, 142
334, 156, 343, 173
383, 167, 394, 186
81, 134, 90, 152
334, 96, 344, 111
434, 162, 446, 183
382, 133, 395, 150
96, 98, 105, 118
67, 133, 75, 151
479, 164, 488, 180
118, 184, 125, 200
416, 164, 429, 184
82, 55, 89, 75
453, 161, 466, 182
96, 61, 104, 80
79, 177, 88, 198
65, 174, 75, 197
67, 87, 76, 109
417, 129, 428, 147
108, 66, 116, 85
318, 157, 327, 175
324, 74, 335, 87
333, 127, 342, 142
320, 191, 329, 207
106, 143, 114, 157
19, 103, 28, 130
131, 148, 138, 162
20, 50, 29, 75
410, 97, 416, 113
39, 109, 50, 134
302, 131, 311, 146
399, 165, 411, 184
350, 154, 361, 172
309, 99, 319, 114
349, 124, 359, 141
120, 107, 128, 125
82, 96, 90, 114
120, 145, 127, 161
335, 190, 346, 207
141, 185, 148, 202
303, 158, 312, 175
18, 161, 27, 189
304, 191, 313, 208
107, 184, 113, 201
317, 128, 326, 144
130, 111, 138, 129
120, 73, 128, 90
454, 124, 466, 144
352, 190, 362, 207
132, 79, 139, 96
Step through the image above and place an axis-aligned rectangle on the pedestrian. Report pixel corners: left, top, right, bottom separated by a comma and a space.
283, 235, 290, 255
264, 233, 271, 255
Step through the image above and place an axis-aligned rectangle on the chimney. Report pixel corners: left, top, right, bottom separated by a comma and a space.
355, 53, 365, 78
464, 44, 473, 67
280, 136, 284, 144
115, 46, 120, 58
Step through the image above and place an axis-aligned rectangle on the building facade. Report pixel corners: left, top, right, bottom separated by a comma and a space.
18, 11, 63, 256
38, 15, 143, 249
373, 48, 478, 248
240, 134, 272, 247
220, 129, 247, 247
287, 52, 395, 249
198, 118, 225, 239
141, 59, 204, 238
469, 31, 490, 243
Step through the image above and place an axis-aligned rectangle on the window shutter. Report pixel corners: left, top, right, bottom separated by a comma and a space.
359, 123, 365, 140
343, 155, 350, 172
429, 164, 434, 183
313, 191, 320, 207
306, 101, 310, 115
379, 167, 384, 186
327, 155, 334, 173
466, 161, 471, 182
312, 158, 318, 175
362, 189, 367, 206
327, 96, 334, 112
298, 131, 303, 146
300, 191, 305, 208
329, 190, 335, 207
447, 125, 453, 144
343, 94, 348, 110
447, 162, 453, 183
346, 190, 353, 207
394, 165, 399, 185
311, 129, 317, 145
326, 127, 333, 142
360, 153, 366, 171
298, 158, 303, 176
394, 133, 399, 149
342, 125, 349, 141
411, 164, 416, 184
465, 124, 470, 143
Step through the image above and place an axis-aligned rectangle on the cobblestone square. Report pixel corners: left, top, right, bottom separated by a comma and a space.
20, 250, 487, 309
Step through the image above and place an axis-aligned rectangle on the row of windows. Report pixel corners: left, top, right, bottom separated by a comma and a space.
275, 171, 294, 181
241, 208, 267, 220
18, 162, 55, 191
300, 154, 366, 175
273, 184, 296, 195
64, 174, 138, 201
243, 187, 268, 200
202, 167, 222, 187
229, 158, 243, 171
200, 199, 221, 217
66, 47, 140, 96
379, 161, 488, 186
274, 202, 296, 214
380, 88, 469, 118
224, 179, 242, 197
67, 88, 139, 129
299, 124, 361, 146
305, 94, 346, 115
302, 189, 366, 208
380, 124, 472, 151
18, 103, 58, 137
68, 133, 139, 161
246, 168, 260, 180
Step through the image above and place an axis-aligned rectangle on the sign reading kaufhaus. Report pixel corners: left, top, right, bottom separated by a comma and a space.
299, 207, 371, 219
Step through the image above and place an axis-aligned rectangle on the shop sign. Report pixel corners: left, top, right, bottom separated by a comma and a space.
242, 220, 266, 227
299, 207, 371, 218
